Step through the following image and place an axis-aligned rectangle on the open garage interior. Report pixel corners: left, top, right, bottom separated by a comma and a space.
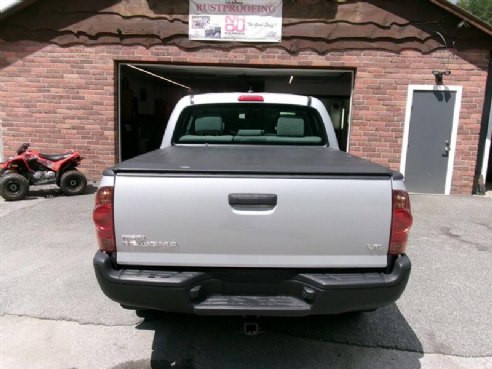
118, 64, 353, 160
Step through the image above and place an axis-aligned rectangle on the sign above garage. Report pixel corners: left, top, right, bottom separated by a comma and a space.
189, 0, 283, 42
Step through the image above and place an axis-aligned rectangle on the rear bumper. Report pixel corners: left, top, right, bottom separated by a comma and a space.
93, 251, 411, 316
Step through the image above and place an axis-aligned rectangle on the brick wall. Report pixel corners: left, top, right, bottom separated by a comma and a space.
0, 41, 489, 193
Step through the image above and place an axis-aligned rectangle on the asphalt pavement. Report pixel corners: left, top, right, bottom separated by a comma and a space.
0, 187, 491, 369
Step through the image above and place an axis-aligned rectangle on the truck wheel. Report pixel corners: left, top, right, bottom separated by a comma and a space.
0, 173, 29, 201
60, 170, 87, 196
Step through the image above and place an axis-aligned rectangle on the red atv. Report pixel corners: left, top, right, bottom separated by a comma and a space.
0, 143, 87, 201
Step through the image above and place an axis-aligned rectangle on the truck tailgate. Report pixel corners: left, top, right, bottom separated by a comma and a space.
114, 175, 392, 268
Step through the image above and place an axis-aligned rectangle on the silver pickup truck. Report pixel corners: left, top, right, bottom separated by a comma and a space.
93, 93, 413, 317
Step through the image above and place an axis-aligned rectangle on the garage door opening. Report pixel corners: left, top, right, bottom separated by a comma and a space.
117, 63, 354, 161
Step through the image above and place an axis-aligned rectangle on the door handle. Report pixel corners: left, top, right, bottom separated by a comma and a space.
228, 193, 277, 207
443, 140, 450, 157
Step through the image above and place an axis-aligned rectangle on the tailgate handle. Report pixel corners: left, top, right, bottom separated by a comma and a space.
228, 193, 277, 207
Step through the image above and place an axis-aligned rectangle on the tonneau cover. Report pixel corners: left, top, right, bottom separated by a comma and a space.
112, 146, 401, 178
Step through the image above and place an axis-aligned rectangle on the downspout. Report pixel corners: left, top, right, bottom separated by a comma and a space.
473, 51, 492, 194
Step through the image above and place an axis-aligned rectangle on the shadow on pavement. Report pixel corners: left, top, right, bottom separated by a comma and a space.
23, 183, 98, 199
132, 304, 423, 369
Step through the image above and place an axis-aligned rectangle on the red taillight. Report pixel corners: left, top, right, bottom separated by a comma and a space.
238, 95, 264, 102
93, 186, 115, 252
389, 190, 413, 255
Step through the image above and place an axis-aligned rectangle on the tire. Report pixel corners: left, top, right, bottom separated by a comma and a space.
0, 173, 29, 201
60, 170, 87, 196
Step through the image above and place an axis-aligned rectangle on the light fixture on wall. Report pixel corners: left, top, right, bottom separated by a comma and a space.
432, 70, 451, 84
431, 31, 454, 85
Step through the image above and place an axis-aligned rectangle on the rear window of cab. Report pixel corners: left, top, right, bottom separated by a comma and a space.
172, 103, 329, 146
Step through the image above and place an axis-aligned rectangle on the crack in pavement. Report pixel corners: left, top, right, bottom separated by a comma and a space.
0, 198, 49, 218
5, 313, 491, 358
4, 313, 491, 359
293, 333, 492, 359
265, 328, 492, 359
268, 328, 425, 355
0, 312, 140, 327
440, 226, 490, 252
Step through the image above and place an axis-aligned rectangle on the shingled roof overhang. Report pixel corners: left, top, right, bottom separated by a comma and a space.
429, 0, 492, 38
1, 0, 491, 39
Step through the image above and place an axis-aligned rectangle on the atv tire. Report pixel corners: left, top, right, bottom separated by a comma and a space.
60, 170, 87, 196
0, 173, 29, 201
